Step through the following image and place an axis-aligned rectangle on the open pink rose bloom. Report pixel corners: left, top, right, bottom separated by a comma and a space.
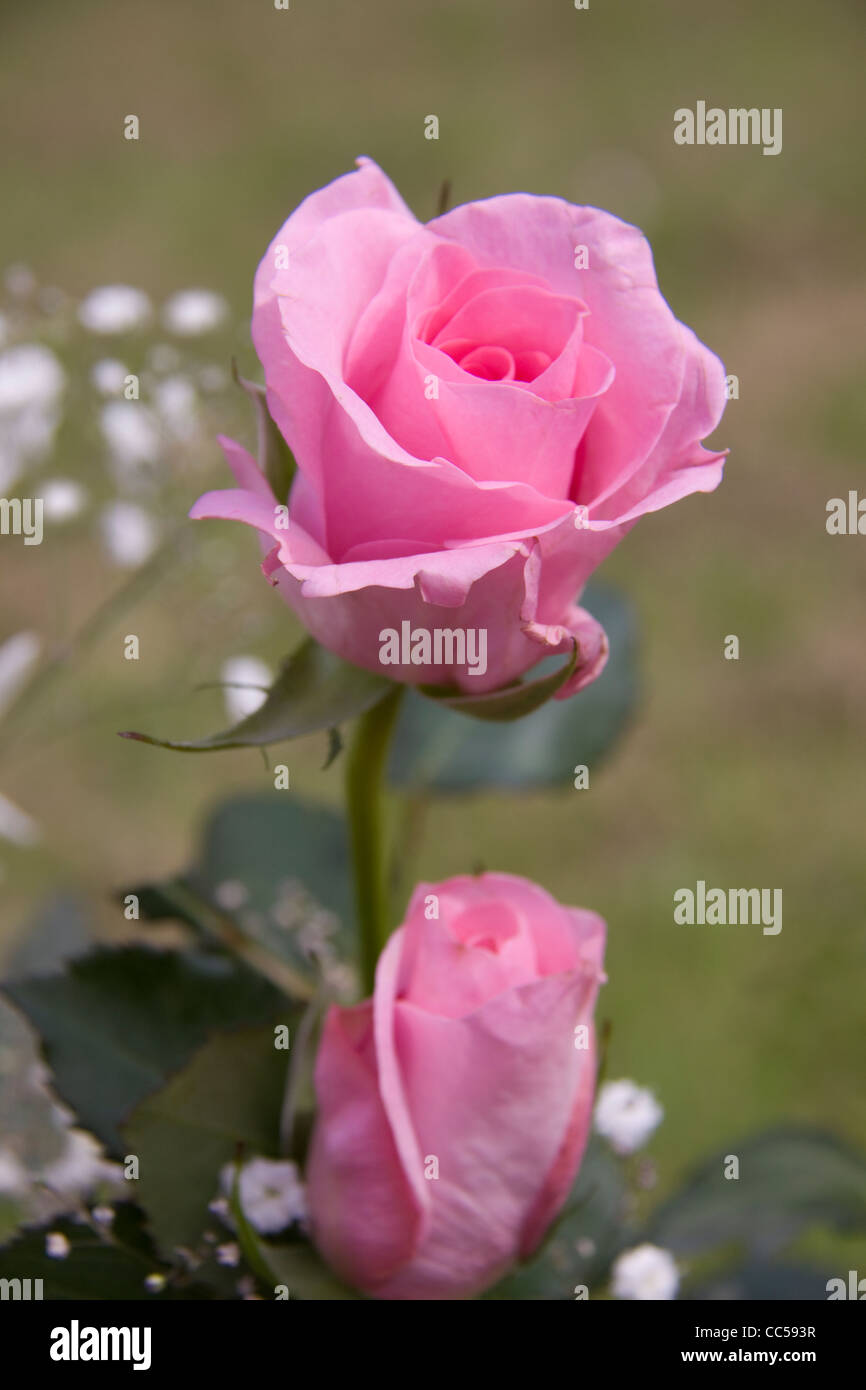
306, 873, 607, 1299
191, 157, 726, 697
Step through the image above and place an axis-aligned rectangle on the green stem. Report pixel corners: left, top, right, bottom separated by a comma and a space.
345, 685, 404, 994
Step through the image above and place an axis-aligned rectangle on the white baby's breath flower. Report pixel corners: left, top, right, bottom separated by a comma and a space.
78, 286, 151, 334
611, 1244, 679, 1301
153, 373, 198, 441
214, 879, 248, 912
144, 1272, 166, 1293
0, 792, 40, 847
221, 656, 271, 723
41, 478, 87, 523
45, 1231, 71, 1259
322, 960, 359, 1003
0, 344, 65, 413
99, 399, 160, 477
216, 1242, 240, 1267
0, 632, 40, 718
0, 343, 66, 488
99, 501, 158, 567
90, 358, 128, 395
594, 1079, 663, 1155
220, 1157, 307, 1235
162, 289, 228, 336
91, 1205, 115, 1227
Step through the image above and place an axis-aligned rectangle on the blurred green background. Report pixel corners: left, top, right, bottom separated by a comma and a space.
0, 0, 864, 1230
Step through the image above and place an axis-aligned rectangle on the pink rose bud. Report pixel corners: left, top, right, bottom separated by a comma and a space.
306, 873, 606, 1299
191, 158, 726, 700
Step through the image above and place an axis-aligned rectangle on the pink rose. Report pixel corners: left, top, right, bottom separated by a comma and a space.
306, 873, 606, 1300
192, 158, 726, 697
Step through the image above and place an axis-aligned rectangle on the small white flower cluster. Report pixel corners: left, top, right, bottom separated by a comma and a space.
45, 1231, 71, 1260
267, 878, 355, 997
1, 265, 232, 573
0, 342, 65, 492
91, 358, 128, 395
99, 500, 158, 567
209, 868, 358, 1002
611, 1243, 679, 1300
162, 289, 228, 337
594, 1078, 663, 1155
41, 478, 87, 522
217, 1156, 307, 1236
100, 399, 160, 476
77, 285, 228, 338
78, 286, 152, 335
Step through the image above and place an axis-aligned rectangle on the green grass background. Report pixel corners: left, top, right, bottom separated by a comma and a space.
0, 0, 864, 1206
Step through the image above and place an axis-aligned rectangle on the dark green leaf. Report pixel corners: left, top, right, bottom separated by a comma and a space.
127, 796, 356, 992
649, 1127, 866, 1260
0, 1209, 188, 1301
119, 638, 392, 753
262, 1240, 360, 1300
4, 947, 286, 1152
194, 796, 353, 929
389, 582, 638, 790
119, 881, 206, 932
122, 1028, 288, 1255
